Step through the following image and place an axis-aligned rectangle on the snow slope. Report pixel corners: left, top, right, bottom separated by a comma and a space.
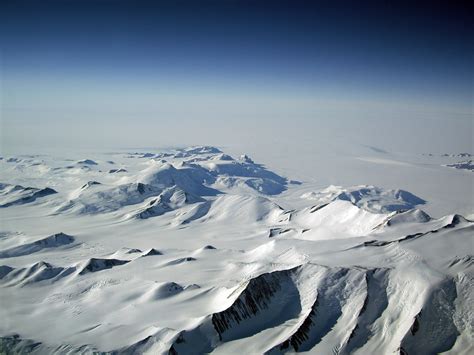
0, 146, 472, 354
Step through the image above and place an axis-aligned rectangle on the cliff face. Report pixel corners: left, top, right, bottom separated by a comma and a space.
212, 267, 302, 342
169, 266, 304, 354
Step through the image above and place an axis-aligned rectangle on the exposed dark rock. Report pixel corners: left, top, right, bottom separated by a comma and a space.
310, 203, 329, 213
279, 297, 319, 351
0, 233, 75, 258
142, 248, 163, 257
0, 184, 57, 208
344, 269, 390, 353
77, 159, 98, 165
109, 168, 127, 173
81, 181, 101, 189
212, 267, 301, 341
362, 240, 392, 247
268, 228, 292, 238
79, 258, 130, 275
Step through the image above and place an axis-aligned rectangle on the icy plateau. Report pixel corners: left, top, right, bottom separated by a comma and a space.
0, 146, 472, 355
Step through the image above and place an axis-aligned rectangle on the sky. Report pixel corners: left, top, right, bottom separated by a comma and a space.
1, 0, 473, 154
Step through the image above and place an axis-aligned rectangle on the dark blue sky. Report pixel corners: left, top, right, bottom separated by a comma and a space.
3, 0, 472, 93
1, 0, 473, 152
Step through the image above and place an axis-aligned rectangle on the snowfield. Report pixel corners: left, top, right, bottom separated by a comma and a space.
0, 146, 472, 354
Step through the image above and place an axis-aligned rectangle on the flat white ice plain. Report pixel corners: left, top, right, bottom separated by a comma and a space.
0, 146, 472, 354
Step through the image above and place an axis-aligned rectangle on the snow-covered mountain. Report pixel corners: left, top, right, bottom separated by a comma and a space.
0, 146, 472, 354
445, 160, 474, 172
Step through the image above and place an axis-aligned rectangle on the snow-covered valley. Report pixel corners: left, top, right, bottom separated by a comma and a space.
0, 146, 472, 354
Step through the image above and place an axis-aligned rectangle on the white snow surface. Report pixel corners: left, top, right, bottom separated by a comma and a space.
0, 146, 472, 354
